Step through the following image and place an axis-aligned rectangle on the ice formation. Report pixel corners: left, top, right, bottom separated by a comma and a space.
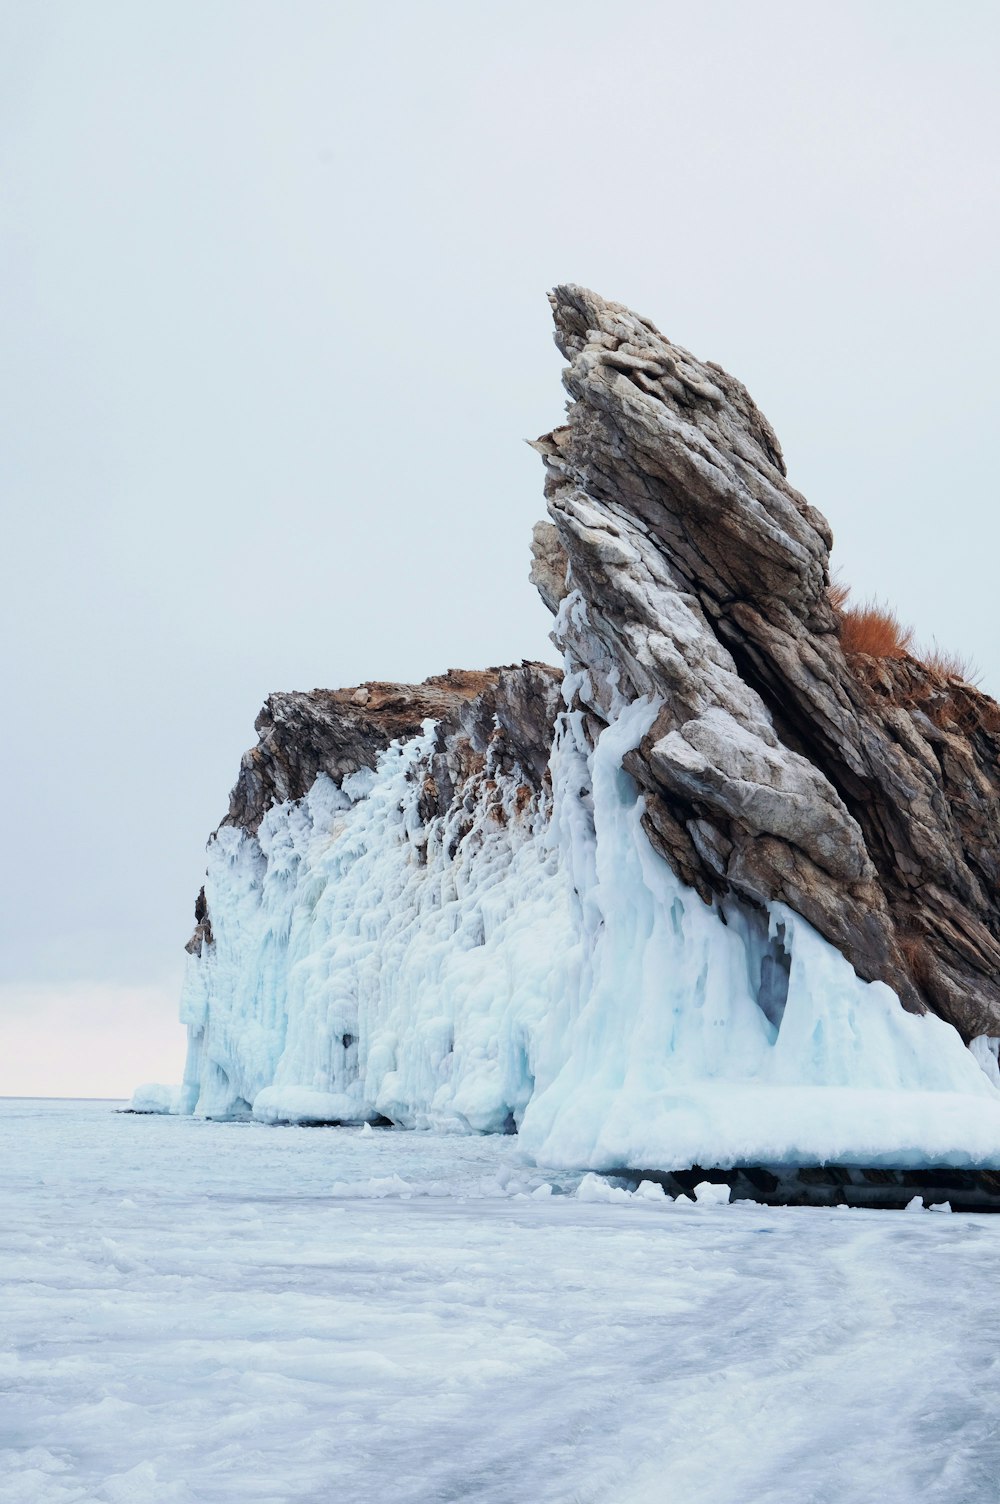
141, 687, 1000, 1172
137, 284, 1000, 1173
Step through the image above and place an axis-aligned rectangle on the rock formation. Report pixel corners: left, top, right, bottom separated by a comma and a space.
223, 666, 561, 837
149, 286, 1000, 1177
532, 285, 1000, 1041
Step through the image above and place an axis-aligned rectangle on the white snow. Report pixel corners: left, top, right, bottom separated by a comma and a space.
172, 694, 1000, 1170
4, 1099, 1000, 1504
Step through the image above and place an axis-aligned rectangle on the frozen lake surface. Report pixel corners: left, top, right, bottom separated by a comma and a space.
4, 1100, 1000, 1503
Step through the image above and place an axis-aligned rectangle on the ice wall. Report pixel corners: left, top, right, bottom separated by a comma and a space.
177, 719, 580, 1132
161, 694, 1000, 1171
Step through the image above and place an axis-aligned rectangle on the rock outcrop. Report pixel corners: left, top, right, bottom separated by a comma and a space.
164, 285, 1000, 1166
223, 666, 560, 836
532, 284, 1000, 1040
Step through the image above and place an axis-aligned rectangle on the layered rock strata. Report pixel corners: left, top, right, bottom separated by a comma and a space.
533, 285, 1000, 1041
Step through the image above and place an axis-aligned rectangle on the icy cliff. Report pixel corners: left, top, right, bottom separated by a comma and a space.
145, 288, 1000, 1173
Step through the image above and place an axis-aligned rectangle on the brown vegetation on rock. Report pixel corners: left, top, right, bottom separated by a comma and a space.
836, 599, 914, 659
922, 642, 981, 687
827, 579, 978, 685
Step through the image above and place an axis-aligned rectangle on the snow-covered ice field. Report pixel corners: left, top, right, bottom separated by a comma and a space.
4, 1100, 1000, 1504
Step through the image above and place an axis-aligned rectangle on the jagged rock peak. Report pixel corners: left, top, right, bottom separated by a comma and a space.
533, 284, 1000, 1039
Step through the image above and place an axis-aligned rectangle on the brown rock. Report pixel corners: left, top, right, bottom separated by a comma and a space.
224, 664, 560, 835
533, 284, 1000, 1038
186, 663, 562, 952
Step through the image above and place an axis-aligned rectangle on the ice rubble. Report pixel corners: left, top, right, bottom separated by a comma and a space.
147, 694, 1000, 1171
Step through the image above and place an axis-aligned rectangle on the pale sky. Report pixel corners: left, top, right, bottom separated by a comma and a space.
2, 0, 998, 1097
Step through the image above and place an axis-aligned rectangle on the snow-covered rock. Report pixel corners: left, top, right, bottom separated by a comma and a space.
159, 288, 1000, 1176
170, 684, 1000, 1171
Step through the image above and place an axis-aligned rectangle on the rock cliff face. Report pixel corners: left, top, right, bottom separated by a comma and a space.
160, 286, 1000, 1173
183, 664, 560, 963
532, 285, 1000, 1041
222, 666, 561, 836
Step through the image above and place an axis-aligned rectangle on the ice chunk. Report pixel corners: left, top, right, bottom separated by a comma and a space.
129, 1084, 179, 1114
633, 1179, 668, 1202
575, 1173, 632, 1203
693, 1181, 732, 1207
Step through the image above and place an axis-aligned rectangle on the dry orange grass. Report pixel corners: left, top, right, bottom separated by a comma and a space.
827, 578, 979, 682
836, 598, 915, 659
922, 642, 982, 686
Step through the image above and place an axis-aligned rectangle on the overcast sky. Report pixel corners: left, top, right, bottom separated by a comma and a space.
3, 0, 998, 1097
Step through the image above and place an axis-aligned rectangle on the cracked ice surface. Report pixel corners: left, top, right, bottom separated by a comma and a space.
4, 1100, 1000, 1504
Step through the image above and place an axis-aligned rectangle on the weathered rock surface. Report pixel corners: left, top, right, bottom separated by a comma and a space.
533, 284, 1000, 1038
186, 285, 1000, 1047
187, 661, 563, 948
223, 664, 561, 836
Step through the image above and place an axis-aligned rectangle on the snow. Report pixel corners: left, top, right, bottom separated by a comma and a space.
5, 1099, 1000, 1504
172, 693, 1000, 1170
